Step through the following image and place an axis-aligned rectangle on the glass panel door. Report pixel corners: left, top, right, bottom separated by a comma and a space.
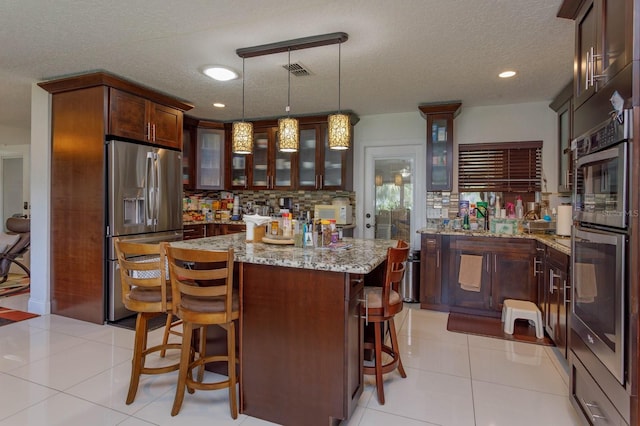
274, 129, 292, 188
373, 158, 414, 244
196, 128, 224, 189
323, 130, 343, 187
429, 117, 450, 189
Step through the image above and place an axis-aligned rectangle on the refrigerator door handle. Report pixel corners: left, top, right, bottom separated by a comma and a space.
154, 152, 160, 229
145, 151, 155, 226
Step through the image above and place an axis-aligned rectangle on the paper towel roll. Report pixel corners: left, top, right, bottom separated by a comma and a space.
556, 205, 572, 236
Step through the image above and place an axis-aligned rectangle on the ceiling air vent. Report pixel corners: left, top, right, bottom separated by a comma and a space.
283, 62, 312, 77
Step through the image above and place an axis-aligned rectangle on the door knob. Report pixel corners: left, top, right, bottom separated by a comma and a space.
366, 224, 372, 229
366, 213, 371, 218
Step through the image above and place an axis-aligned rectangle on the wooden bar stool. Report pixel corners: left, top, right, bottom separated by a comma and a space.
361, 240, 410, 404
164, 244, 239, 418
113, 238, 182, 405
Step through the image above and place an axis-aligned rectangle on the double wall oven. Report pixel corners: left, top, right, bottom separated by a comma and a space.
571, 108, 632, 424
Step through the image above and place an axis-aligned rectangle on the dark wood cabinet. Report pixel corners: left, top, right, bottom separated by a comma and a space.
38, 72, 191, 324
550, 82, 574, 194
419, 102, 461, 192
183, 223, 206, 240
562, 0, 632, 109
109, 88, 183, 149
448, 236, 537, 316
420, 234, 446, 310
226, 114, 355, 191
182, 118, 225, 190
543, 246, 570, 358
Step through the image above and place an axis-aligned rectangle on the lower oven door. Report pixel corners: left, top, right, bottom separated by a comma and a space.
572, 226, 627, 384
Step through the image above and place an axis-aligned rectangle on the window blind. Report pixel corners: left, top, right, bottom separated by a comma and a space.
458, 141, 542, 192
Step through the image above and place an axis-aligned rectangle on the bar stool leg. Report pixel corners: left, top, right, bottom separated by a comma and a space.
126, 313, 148, 405
226, 321, 238, 419
172, 321, 194, 416
374, 321, 385, 405
388, 317, 406, 378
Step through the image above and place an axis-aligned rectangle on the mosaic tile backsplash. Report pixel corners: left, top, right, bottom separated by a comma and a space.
184, 189, 356, 217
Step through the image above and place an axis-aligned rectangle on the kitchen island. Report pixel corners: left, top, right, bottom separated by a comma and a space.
171, 233, 396, 426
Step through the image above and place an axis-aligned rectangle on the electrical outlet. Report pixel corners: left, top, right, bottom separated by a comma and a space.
294, 203, 300, 211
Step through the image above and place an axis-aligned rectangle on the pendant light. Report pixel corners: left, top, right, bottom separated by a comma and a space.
328, 41, 350, 150
232, 58, 253, 154
278, 48, 299, 152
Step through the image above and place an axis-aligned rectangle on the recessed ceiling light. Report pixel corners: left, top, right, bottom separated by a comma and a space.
203, 66, 238, 81
499, 70, 517, 78
213, 102, 226, 108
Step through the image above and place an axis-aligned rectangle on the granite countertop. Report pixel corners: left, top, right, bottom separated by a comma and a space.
171, 233, 396, 274
184, 219, 246, 225
417, 228, 571, 255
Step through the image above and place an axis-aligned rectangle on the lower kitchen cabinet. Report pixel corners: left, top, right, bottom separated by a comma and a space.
183, 223, 206, 240
447, 236, 537, 317
542, 245, 571, 358
420, 234, 447, 309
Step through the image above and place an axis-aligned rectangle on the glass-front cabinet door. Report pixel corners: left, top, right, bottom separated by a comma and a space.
273, 129, 293, 189
251, 130, 269, 189
323, 129, 345, 189
419, 102, 460, 192
298, 126, 318, 189
229, 152, 247, 189
196, 127, 224, 190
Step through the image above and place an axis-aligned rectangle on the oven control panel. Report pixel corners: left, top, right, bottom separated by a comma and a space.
576, 109, 632, 157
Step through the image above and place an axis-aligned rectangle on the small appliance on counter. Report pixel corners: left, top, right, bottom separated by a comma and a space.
314, 204, 353, 225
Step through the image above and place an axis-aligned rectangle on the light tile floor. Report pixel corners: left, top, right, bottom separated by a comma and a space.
0, 294, 583, 425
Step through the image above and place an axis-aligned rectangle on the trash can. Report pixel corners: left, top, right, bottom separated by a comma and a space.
401, 250, 420, 303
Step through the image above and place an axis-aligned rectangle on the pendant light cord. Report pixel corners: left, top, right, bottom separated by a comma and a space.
241, 57, 246, 121
338, 41, 341, 113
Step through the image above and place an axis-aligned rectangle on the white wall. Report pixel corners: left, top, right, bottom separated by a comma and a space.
353, 102, 559, 237
0, 124, 30, 146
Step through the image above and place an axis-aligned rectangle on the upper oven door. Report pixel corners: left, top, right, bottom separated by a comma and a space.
575, 142, 628, 229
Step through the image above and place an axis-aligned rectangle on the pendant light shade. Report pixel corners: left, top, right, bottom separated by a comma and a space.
232, 58, 253, 154
375, 174, 383, 186
279, 49, 299, 152
232, 121, 253, 154
395, 173, 403, 186
329, 41, 350, 150
278, 117, 299, 152
328, 113, 350, 150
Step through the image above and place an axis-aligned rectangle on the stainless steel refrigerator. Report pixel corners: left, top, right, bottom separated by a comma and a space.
106, 140, 183, 321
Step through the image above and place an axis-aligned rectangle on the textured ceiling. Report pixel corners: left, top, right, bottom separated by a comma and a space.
0, 0, 574, 131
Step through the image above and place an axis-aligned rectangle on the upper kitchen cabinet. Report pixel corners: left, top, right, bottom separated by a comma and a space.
550, 82, 573, 194
559, 0, 632, 110
419, 102, 461, 191
183, 118, 225, 190
109, 87, 184, 149
298, 118, 354, 190
250, 126, 294, 190
226, 114, 356, 191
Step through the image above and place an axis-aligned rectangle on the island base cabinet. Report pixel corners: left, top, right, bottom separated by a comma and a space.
240, 263, 363, 426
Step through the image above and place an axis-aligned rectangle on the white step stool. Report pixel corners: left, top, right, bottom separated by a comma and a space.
501, 299, 544, 339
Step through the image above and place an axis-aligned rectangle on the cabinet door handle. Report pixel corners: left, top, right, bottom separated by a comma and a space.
534, 258, 543, 275
319, 174, 323, 189
485, 256, 489, 272
585, 49, 591, 90
315, 175, 319, 189
152, 123, 156, 142
146, 123, 152, 141
494, 255, 497, 273
563, 280, 570, 303
436, 249, 440, 268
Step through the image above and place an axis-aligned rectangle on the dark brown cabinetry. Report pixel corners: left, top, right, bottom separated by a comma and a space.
226, 114, 355, 191
109, 88, 183, 149
183, 223, 206, 240
419, 102, 461, 191
560, 0, 632, 109
39, 72, 191, 324
550, 82, 574, 194
448, 236, 537, 316
420, 234, 446, 310
241, 264, 363, 425
182, 118, 225, 190
542, 245, 570, 358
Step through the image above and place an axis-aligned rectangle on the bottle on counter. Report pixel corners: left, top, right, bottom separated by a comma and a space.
515, 196, 524, 219
462, 213, 470, 230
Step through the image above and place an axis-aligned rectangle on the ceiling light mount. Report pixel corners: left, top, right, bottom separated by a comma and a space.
236, 32, 348, 58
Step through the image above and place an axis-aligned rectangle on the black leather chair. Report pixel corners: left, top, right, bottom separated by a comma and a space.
0, 217, 30, 284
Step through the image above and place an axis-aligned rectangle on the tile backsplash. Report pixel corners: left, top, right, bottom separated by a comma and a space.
184, 189, 356, 216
